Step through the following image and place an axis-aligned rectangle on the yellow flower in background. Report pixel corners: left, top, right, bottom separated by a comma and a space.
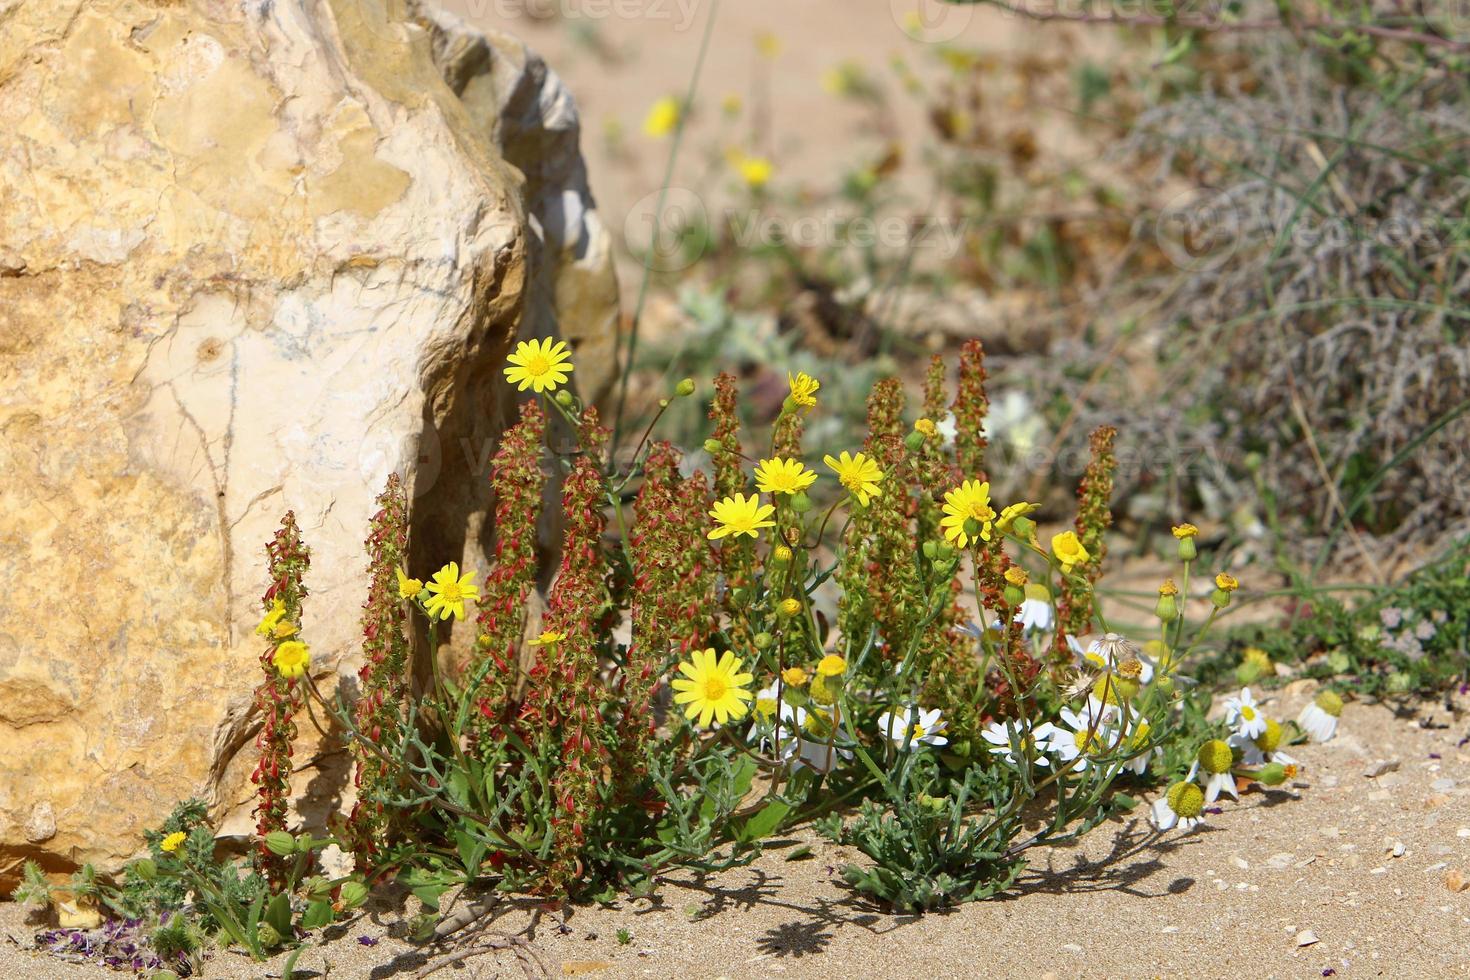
1051, 530, 1091, 572
754, 457, 817, 495
721, 93, 743, 116
255, 599, 287, 637
755, 30, 781, 59
787, 371, 821, 411
424, 562, 479, 621
1172, 523, 1199, 539
396, 567, 423, 600
1215, 572, 1239, 592
995, 500, 1039, 532
1004, 565, 1028, 587
737, 154, 774, 189
271, 619, 299, 639
160, 831, 187, 854
1158, 579, 1180, 596
529, 630, 567, 646
708, 493, 777, 540
913, 417, 937, 438
273, 640, 311, 680
671, 648, 755, 728
824, 451, 883, 506
940, 479, 996, 548
504, 338, 574, 394
778, 597, 802, 617
782, 666, 810, 687
816, 654, 847, 677
642, 95, 681, 137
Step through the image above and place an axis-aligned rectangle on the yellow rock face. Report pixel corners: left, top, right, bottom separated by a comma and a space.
0, 0, 617, 884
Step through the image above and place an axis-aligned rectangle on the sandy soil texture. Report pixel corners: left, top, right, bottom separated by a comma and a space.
5, 685, 1469, 979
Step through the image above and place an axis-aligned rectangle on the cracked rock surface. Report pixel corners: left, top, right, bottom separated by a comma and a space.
0, 0, 616, 883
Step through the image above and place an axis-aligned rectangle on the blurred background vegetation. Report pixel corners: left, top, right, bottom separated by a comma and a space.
462, 0, 1469, 694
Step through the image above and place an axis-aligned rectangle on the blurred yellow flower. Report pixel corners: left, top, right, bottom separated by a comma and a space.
160, 831, 187, 854
824, 451, 882, 506
782, 666, 809, 687
1215, 572, 1239, 592
424, 562, 480, 621
1172, 523, 1199, 539
755, 30, 781, 59
273, 640, 311, 680
396, 567, 422, 600
737, 154, 774, 189
913, 417, 937, 438
642, 96, 681, 137
1004, 566, 1028, 587
529, 630, 567, 646
1051, 531, 1091, 572
721, 93, 743, 116
816, 654, 847, 677
708, 493, 776, 540
754, 457, 817, 495
255, 599, 287, 637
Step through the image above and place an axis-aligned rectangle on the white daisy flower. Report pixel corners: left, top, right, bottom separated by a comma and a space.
1298, 689, 1343, 743
878, 706, 949, 749
981, 718, 1060, 767
791, 710, 853, 772
1079, 633, 1154, 683
1188, 738, 1239, 803
1017, 597, 1054, 634
1224, 686, 1267, 739
1111, 713, 1160, 776
1044, 705, 1116, 772
1149, 781, 1206, 833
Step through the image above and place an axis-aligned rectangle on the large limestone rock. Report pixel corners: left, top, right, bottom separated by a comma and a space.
0, 0, 618, 883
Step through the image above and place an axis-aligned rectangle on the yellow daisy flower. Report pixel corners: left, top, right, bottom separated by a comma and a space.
708, 493, 777, 540
1172, 523, 1199, 539
424, 562, 480, 621
529, 630, 566, 646
1051, 530, 1091, 573
503, 338, 574, 394
273, 640, 311, 680
396, 567, 423, 600
670, 648, 755, 729
754, 457, 817, 495
787, 372, 821, 411
1215, 572, 1239, 592
940, 479, 997, 548
816, 654, 847, 677
255, 599, 287, 637
642, 96, 681, 137
160, 831, 187, 854
995, 500, 1039, 531
737, 155, 774, 189
823, 451, 882, 506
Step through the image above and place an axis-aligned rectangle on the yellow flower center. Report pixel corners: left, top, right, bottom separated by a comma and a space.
1166, 781, 1204, 818
968, 501, 996, 522
1197, 738, 1234, 774
754, 697, 778, 718
1117, 658, 1143, 680
437, 581, 465, 604
1073, 729, 1101, 753
911, 723, 928, 740
1241, 705, 1257, 721
1315, 689, 1343, 717
523, 350, 552, 377
702, 675, 729, 703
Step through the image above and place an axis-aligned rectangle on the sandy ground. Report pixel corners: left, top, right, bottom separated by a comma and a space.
5, 684, 1470, 979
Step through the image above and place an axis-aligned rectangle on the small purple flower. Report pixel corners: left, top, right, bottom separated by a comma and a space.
358, 935, 380, 947
1430, 752, 1442, 760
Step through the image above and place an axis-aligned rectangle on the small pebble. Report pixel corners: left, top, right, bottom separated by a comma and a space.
1446, 870, 1468, 893
1297, 929, 1320, 947
1431, 778, 1455, 791
1364, 759, 1401, 778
